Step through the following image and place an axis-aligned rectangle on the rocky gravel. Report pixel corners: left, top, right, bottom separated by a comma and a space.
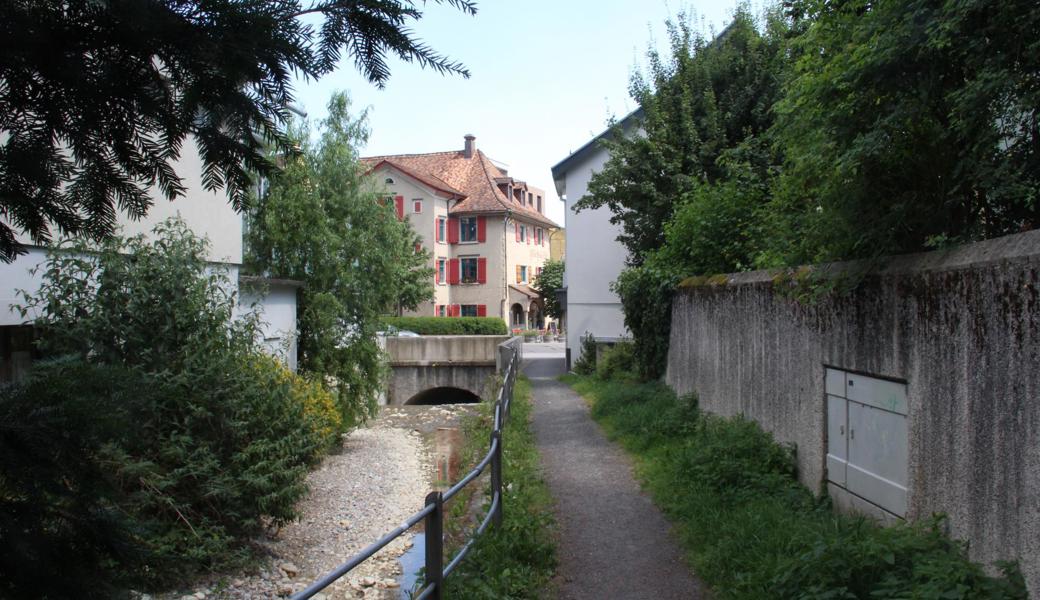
156, 403, 478, 600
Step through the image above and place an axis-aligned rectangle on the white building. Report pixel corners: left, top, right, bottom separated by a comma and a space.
0, 147, 299, 381
550, 110, 642, 368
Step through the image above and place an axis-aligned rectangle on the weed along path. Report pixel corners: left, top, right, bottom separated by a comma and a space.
523, 343, 704, 600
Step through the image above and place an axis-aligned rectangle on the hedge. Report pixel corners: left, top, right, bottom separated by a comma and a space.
381, 316, 509, 335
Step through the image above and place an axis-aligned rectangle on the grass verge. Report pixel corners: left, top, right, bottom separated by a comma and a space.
442, 375, 557, 598
561, 373, 1027, 600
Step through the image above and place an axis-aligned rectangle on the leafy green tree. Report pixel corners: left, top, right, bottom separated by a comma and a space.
246, 92, 433, 424
576, 7, 791, 379
766, 0, 1040, 265
532, 258, 565, 320
575, 7, 789, 265
0, 0, 477, 263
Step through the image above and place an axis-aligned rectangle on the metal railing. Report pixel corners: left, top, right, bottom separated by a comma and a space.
293, 340, 521, 600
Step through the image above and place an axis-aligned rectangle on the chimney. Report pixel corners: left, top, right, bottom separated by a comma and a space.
463, 134, 476, 158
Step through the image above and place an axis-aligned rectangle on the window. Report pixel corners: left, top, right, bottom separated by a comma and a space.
519, 265, 528, 283
436, 304, 446, 317
413, 199, 422, 213
437, 218, 446, 243
537, 195, 542, 213
460, 257, 479, 283
385, 177, 394, 184
518, 224, 527, 242
527, 192, 533, 204
437, 258, 446, 284
535, 228, 543, 245
460, 305, 479, 317
460, 216, 478, 242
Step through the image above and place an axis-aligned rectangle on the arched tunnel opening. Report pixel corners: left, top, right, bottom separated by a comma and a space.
405, 386, 482, 406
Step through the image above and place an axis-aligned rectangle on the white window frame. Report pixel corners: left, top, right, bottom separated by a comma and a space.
437, 258, 447, 285
437, 217, 446, 243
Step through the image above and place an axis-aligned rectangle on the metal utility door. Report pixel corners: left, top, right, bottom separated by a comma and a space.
825, 368, 908, 517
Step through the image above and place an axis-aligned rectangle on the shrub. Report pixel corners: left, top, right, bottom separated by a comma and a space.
596, 339, 637, 381
380, 316, 508, 335
2, 220, 337, 595
571, 332, 598, 375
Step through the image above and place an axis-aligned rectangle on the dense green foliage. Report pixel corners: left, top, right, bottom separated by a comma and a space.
247, 92, 433, 426
562, 374, 1027, 599
2, 222, 337, 597
381, 316, 508, 335
531, 258, 564, 320
446, 376, 557, 598
767, 0, 1040, 265
0, 0, 476, 263
577, 8, 790, 380
580, 1, 1040, 379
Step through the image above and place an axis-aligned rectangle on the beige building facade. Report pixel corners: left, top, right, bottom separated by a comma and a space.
363, 135, 559, 330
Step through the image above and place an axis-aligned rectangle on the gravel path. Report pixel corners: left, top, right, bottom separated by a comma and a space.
523, 343, 705, 600
159, 404, 475, 600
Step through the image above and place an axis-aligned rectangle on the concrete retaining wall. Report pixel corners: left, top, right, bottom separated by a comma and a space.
385, 335, 510, 366
665, 230, 1040, 593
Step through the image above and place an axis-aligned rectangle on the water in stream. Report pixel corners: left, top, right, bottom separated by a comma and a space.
398, 425, 464, 597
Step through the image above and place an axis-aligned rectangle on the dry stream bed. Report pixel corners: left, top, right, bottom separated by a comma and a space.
156, 403, 478, 600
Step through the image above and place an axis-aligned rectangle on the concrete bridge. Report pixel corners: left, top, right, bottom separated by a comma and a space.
383, 335, 521, 405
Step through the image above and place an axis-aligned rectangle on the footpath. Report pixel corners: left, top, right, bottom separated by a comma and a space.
522, 344, 704, 600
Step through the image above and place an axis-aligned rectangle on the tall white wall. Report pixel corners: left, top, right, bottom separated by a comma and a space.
558, 147, 629, 364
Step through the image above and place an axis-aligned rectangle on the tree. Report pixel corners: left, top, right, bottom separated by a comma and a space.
0, 0, 477, 263
575, 6, 792, 380
532, 259, 564, 320
765, 0, 1040, 265
574, 7, 789, 266
246, 91, 433, 424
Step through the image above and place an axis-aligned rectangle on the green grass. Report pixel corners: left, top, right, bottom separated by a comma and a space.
442, 376, 557, 598
561, 374, 1027, 600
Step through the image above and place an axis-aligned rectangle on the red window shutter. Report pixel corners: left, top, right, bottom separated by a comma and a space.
515, 222, 520, 242
477, 257, 487, 284
414, 242, 422, 254
453, 304, 461, 317
435, 304, 441, 315
395, 195, 404, 220
449, 258, 460, 285
527, 227, 531, 244
477, 216, 487, 243
477, 304, 487, 317
435, 220, 440, 243
448, 217, 459, 244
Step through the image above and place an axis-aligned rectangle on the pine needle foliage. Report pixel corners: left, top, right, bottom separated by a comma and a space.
0, 0, 477, 262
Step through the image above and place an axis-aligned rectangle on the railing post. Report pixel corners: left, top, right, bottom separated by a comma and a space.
490, 430, 503, 528
424, 491, 444, 600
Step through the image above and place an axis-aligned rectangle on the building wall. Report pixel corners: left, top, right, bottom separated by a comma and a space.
118, 146, 243, 264
665, 230, 1040, 594
378, 166, 553, 321
557, 146, 629, 362
238, 282, 299, 372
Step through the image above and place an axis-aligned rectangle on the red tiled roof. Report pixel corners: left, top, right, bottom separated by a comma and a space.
361, 148, 559, 228
362, 158, 466, 199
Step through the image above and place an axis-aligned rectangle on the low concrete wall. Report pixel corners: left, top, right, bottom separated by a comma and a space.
665, 230, 1040, 593
385, 335, 510, 366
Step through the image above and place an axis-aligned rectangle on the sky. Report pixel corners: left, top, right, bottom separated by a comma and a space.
293, 1, 745, 226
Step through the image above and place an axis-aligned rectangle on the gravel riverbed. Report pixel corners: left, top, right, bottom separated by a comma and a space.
156, 404, 477, 600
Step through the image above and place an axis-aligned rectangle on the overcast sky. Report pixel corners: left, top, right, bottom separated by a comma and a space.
294, 1, 744, 226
